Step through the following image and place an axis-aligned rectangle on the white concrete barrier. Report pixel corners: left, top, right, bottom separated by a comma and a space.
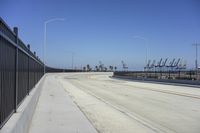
0, 75, 46, 133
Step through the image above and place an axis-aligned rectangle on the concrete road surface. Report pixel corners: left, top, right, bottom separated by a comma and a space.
29, 74, 98, 133
57, 72, 200, 133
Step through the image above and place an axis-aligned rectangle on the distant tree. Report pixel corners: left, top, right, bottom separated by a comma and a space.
95, 66, 99, 71
114, 66, 117, 71
83, 66, 86, 71
109, 66, 114, 71
105, 67, 107, 72
86, 64, 91, 72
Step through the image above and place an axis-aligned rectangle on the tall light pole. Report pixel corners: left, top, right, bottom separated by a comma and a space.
192, 43, 200, 80
65, 51, 75, 69
133, 36, 148, 67
43, 18, 65, 74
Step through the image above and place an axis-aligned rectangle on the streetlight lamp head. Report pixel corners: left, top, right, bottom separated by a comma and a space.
58, 18, 65, 21
133, 35, 146, 41
45, 18, 65, 24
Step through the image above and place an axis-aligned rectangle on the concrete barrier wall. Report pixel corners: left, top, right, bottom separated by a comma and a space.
113, 75, 200, 87
0, 75, 45, 133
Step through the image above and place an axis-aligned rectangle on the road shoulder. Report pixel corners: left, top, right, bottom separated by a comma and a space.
29, 74, 98, 133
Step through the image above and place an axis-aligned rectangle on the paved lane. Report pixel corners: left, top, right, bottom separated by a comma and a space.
58, 72, 200, 133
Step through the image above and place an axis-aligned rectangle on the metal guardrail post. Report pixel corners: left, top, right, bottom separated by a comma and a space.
13, 27, 18, 112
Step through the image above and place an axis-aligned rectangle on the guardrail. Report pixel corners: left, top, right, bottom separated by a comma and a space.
0, 18, 44, 128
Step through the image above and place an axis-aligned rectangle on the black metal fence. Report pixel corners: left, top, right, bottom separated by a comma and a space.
46, 67, 83, 73
0, 18, 44, 128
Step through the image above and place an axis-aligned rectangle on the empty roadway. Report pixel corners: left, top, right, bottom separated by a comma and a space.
57, 72, 200, 133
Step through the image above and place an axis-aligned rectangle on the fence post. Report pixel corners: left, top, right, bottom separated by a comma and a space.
34, 52, 36, 86
27, 44, 30, 95
14, 27, 18, 112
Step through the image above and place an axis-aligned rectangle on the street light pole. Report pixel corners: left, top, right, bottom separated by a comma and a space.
43, 18, 65, 74
133, 36, 148, 67
192, 43, 200, 80
69, 52, 74, 69
65, 51, 75, 69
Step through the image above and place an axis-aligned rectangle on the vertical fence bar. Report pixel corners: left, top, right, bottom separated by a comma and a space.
13, 27, 18, 113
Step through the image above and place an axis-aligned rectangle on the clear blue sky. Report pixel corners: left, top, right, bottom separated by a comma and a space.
1, 0, 200, 70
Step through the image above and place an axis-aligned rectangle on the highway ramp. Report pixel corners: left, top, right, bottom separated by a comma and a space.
30, 72, 200, 133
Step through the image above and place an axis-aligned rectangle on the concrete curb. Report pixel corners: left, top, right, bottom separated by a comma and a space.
0, 75, 46, 133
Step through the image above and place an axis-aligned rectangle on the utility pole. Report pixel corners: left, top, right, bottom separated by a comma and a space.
192, 43, 200, 80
